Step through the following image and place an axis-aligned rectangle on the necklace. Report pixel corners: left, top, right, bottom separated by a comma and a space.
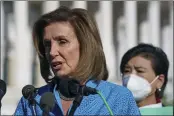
58, 90, 75, 101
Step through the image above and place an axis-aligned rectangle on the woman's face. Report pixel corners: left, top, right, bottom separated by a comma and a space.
43, 22, 80, 78
123, 56, 160, 94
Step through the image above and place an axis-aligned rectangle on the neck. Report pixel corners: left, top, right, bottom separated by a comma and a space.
61, 99, 73, 115
58, 90, 75, 101
138, 94, 157, 107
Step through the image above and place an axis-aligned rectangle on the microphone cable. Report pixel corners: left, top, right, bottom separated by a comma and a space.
68, 94, 83, 116
96, 91, 114, 116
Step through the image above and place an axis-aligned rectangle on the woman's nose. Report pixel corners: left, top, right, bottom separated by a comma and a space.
131, 70, 137, 75
50, 43, 59, 58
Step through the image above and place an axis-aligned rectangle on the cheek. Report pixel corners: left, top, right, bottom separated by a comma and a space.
65, 46, 80, 68
143, 75, 152, 83
140, 71, 154, 82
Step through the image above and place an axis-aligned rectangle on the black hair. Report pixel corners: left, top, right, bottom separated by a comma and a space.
120, 43, 169, 99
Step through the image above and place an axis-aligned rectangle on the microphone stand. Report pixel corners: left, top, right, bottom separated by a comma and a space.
28, 98, 42, 116
68, 94, 83, 116
42, 107, 50, 116
0, 102, 1, 115
29, 99, 37, 116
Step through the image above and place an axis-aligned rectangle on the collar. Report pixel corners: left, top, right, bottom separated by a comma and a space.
52, 79, 99, 115
139, 102, 162, 109
85, 79, 99, 88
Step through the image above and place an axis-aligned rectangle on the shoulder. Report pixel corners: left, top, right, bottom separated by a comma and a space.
97, 80, 133, 97
37, 84, 53, 95
96, 80, 137, 106
94, 80, 140, 115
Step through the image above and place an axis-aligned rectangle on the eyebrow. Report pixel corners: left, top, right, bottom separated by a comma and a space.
124, 65, 147, 70
54, 35, 68, 40
125, 65, 130, 68
134, 66, 147, 70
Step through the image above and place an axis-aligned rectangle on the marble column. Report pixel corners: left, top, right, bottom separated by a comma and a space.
42, 1, 60, 14
148, 1, 160, 47
14, 1, 33, 87
73, 1, 87, 9
124, 1, 137, 49
99, 1, 117, 82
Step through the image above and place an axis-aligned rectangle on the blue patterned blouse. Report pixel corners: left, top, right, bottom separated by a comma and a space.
14, 80, 141, 115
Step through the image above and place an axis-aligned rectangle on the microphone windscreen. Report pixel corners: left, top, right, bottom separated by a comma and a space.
22, 85, 35, 99
0, 79, 7, 100
40, 92, 55, 112
59, 78, 80, 97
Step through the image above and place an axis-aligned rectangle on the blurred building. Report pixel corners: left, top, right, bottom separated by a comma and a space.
1, 1, 173, 115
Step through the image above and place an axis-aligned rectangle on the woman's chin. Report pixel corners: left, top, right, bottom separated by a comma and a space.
55, 73, 69, 78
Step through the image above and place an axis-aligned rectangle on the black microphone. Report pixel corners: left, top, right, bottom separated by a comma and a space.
58, 78, 97, 98
57, 78, 97, 116
79, 85, 97, 96
22, 85, 37, 100
40, 92, 55, 116
22, 85, 38, 116
58, 78, 79, 98
0, 79, 6, 115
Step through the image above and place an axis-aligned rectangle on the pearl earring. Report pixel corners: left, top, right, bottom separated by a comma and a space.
158, 88, 161, 92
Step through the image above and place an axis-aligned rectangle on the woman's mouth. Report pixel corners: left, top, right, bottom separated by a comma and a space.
52, 62, 62, 70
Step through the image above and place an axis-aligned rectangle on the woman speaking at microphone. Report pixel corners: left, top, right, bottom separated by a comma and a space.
14, 6, 140, 116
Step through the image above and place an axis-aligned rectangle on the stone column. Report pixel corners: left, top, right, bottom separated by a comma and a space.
1, 2, 5, 80
148, 1, 160, 47
99, 1, 117, 82
42, 1, 60, 14
124, 1, 137, 49
73, 1, 87, 9
14, 1, 33, 87
162, 1, 173, 104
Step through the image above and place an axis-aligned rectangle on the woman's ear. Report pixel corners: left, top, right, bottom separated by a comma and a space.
156, 74, 165, 89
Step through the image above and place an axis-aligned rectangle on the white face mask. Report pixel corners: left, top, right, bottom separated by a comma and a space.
122, 74, 159, 102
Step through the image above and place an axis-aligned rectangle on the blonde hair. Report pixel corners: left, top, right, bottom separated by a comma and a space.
33, 6, 108, 83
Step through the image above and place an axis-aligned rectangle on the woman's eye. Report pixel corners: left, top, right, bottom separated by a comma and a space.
124, 70, 130, 73
137, 70, 144, 73
57, 40, 67, 45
